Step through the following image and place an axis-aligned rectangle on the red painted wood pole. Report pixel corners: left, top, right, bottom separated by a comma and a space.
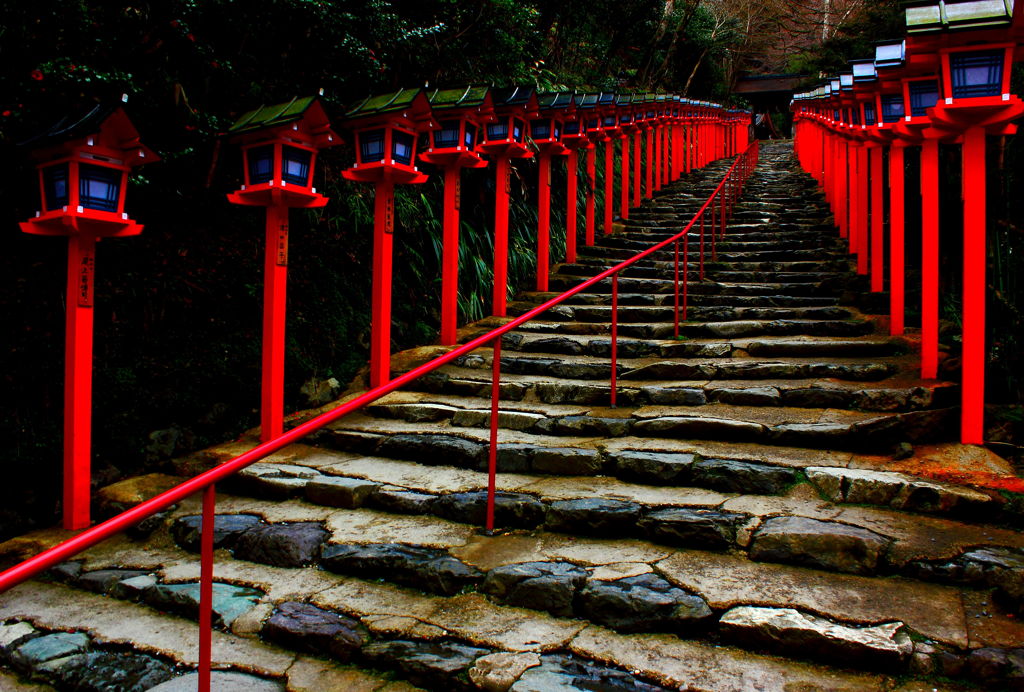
493, 158, 512, 316
870, 146, 885, 292
440, 166, 461, 345
654, 124, 663, 192
889, 143, 906, 336
63, 232, 96, 530
261, 204, 289, 441
673, 239, 680, 338
370, 181, 395, 387
921, 139, 940, 380
537, 152, 552, 290
198, 484, 216, 692
961, 126, 987, 445
585, 147, 596, 246
620, 136, 631, 220
857, 145, 869, 274
604, 139, 614, 235
566, 150, 578, 264
632, 131, 642, 208
849, 143, 860, 253
610, 273, 619, 407
486, 336, 501, 532
645, 127, 654, 198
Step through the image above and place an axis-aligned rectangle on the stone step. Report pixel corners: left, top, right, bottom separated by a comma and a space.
508, 301, 858, 323
517, 290, 842, 308
546, 276, 848, 297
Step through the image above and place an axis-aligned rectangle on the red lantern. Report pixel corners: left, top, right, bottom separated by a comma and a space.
343, 89, 435, 387
420, 86, 495, 345
19, 103, 158, 530
226, 96, 339, 441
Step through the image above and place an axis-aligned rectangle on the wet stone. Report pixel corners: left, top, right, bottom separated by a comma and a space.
142, 582, 263, 628
719, 606, 912, 670
535, 416, 632, 437
171, 513, 264, 552
452, 409, 546, 432
233, 522, 329, 568
781, 387, 853, 409
511, 654, 669, 692
0, 622, 37, 651
806, 466, 994, 516
771, 422, 852, 446
496, 444, 536, 473
110, 574, 159, 601
320, 543, 482, 596
545, 498, 642, 536
965, 647, 1024, 685
77, 569, 152, 595
632, 416, 766, 442
432, 491, 546, 530
234, 464, 320, 499
469, 651, 542, 692
370, 489, 437, 515
149, 671, 286, 691
531, 448, 604, 476
749, 516, 892, 575
611, 450, 697, 485
261, 601, 367, 661
576, 573, 712, 633
642, 387, 708, 406
906, 547, 1024, 614
47, 561, 83, 583
45, 650, 177, 692
690, 458, 797, 495
481, 561, 588, 617
9, 632, 90, 669
303, 475, 381, 509
361, 639, 490, 691
377, 434, 486, 469
712, 386, 781, 406
640, 508, 747, 551
535, 382, 612, 406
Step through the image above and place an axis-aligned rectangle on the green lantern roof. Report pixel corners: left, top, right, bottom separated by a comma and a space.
575, 93, 601, 109
538, 91, 575, 110
427, 85, 490, 110
345, 88, 424, 118
229, 96, 319, 135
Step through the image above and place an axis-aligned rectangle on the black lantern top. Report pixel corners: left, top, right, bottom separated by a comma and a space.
343, 88, 434, 184
420, 85, 495, 169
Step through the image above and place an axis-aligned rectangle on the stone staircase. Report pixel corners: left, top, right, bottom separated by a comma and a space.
2, 142, 1023, 691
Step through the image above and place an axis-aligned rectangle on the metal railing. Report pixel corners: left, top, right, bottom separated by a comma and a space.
0, 139, 759, 690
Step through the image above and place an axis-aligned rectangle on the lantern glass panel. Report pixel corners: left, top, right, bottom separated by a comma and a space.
391, 130, 414, 165
909, 80, 940, 116
554, 122, 561, 140
852, 61, 877, 81
486, 119, 509, 141
359, 129, 386, 163
531, 119, 551, 140
79, 163, 120, 212
564, 120, 580, 136
875, 40, 906, 67
602, 115, 616, 127
881, 94, 904, 123
945, 0, 1012, 24
850, 108, 861, 125
434, 120, 461, 148
864, 102, 877, 125
620, 113, 632, 123
465, 126, 476, 149
840, 73, 854, 89
950, 50, 1004, 98
586, 117, 600, 130
43, 163, 69, 211
281, 146, 312, 186
513, 119, 524, 143
247, 144, 274, 184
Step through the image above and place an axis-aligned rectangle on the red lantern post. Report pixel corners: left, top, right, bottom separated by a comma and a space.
617, 94, 636, 220
342, 89, 433, 387
533, 92, 571, 290
20, 104, 158, 529
561, 99, 592, 264
227, 97, 339, 440
575, 94, 603, 248
597, 92, 621, 235
479, 87, 539, 316
420, 86, 495, 344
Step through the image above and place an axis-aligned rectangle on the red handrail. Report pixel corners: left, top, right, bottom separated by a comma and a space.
0, 138, 758, 687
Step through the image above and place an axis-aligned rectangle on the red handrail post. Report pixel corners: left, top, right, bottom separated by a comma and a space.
565, 150, 579, 264
673, 239, 680, 338
62, 232, 96, 530
370, 181, 395, 388
198, 483, 216, 692
610, 273, 619, 408
487, 337, 501, 532
645, 127, 654, 199
682, 234, 689, 322
632, 131, 642, 208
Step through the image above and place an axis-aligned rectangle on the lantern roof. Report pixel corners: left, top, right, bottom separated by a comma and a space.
229, 95, 326, 135
342, 87, 425, 118
426, 85, 491, 110
492, 86, 538, 108
575, 93, 601, 109
19, 101, 158, 164
597, 92, 618, 107
905, 0, 1015, 33
538, 91, 576, 111
616, 94, 634, 106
